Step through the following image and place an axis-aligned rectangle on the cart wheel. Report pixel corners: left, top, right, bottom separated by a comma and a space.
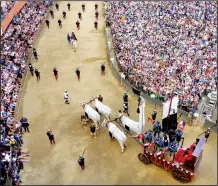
138, 153, 150, 165
138, 153, 145, 162
172, 169, 190, 183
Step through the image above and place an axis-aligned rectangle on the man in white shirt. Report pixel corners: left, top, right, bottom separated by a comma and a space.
64, 90, 70, 104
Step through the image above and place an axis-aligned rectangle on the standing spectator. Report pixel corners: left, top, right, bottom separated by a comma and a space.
67, 33, 71, 44
82, 4, 85, 12
58, 19, 62, 28
94, 21, 98, 30
78, 12, 82, 20
49, 10, 54, 18
95, 11, 99, 20
95, 4, 98, 10
90, 123, 96, 138
205, 128, 211, 143
55, 3, 59, 11
62, 11, 66, 19
76, 20, 80, 30
101, 63, 105, 75
75, 68, 80, 80
33, 48, 38, 61
28, 63, 34, 76
46, 129, 55, 145
35, 69, 40, 82
45, 19, 50, 28
20, 117, 30, 133
123, 102, 130, 116
67, 3, 71, 11
78, 155, 85, 169
53, 67, 58, 80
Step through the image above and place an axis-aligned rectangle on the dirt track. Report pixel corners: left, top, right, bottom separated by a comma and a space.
19, 1, 217, 185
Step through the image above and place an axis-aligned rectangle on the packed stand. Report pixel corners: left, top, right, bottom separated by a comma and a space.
105, 1, 217, 112
1, 1, 15, 21
0, 1, 52, 185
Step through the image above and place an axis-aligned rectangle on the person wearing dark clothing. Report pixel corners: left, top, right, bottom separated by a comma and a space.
90, 123, 96, 138
123, 92, 128, 103
67, 33, 71, 44
28, 63, 34, 76
168, 129, 176, 143
152, 110, 157, 120
58, 19, 62, 28
49, 10, 54, 18
101, 63, 105, 75
95, 11, 99, 20
98, 95, 103, 102
78, 12, 82, 20
71, 32, 78, 41
67, 3, 71, 11
163, 134, 169, 148
78, 155, 85, 169
35, 69, 40, 82
75, 68, 80, 80
55, 3, 59, 11
82, 4, 85, 12
45, 19, 50, 28
94, 21, 98, 30
76, 21, 80, 30
53, 67, 58, 80
205, 128, 211, 143
123, 103, 130, 116
33, 48, 38, 61
47, 129, 55, 145
20, 117, 30, 132
63, 11, 66, 19
95, 4, 98, 10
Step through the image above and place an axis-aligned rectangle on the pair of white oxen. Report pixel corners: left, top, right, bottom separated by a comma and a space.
80, 96, 144, 153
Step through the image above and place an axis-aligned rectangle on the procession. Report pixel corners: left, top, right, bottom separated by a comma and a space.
1, 1, 217, 185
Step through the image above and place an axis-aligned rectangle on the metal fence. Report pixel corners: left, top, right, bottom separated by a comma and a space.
104, 25, 217, 133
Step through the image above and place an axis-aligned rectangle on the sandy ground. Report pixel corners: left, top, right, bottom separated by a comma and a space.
18, 1, 217, 185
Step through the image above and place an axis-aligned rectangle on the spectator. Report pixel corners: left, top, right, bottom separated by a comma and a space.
105, 1, 217, 112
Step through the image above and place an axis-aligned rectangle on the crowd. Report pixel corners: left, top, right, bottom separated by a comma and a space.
1, 1, 15, 21
1, 1, 51, 185
105, 1, 217, 112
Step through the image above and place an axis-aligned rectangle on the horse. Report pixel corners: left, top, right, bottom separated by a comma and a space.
102, 119, 127, 153
71, 39, 78, 52
80, 101, 100, 130
91, 96, 111, 119
118, 111, 144, 135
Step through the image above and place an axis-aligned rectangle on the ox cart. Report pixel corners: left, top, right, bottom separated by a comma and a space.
138, 141, 202, 183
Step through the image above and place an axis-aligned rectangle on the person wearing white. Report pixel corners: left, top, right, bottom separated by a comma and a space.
64, 90, 70, 104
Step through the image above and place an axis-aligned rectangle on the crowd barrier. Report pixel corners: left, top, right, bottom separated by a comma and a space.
104, 24, 217, 133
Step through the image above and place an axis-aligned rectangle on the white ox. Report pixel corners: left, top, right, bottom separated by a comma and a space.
91, 96, 111, 119
80, 101, 100, 130
102, 119, 127, 153
118, 111, 143, 135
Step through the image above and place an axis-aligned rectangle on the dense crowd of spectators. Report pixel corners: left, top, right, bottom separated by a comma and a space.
105, 1, 217, 112
1, 1, 15, 21
1, 1, 52, 185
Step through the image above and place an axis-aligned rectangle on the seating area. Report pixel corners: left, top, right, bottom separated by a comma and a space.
0, 1, 51, 185
105, 1, 217, 112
